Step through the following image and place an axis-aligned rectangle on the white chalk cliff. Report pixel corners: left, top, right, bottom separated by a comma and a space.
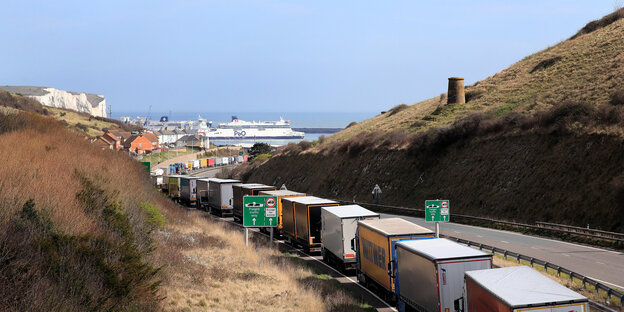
0, 86, 107, 117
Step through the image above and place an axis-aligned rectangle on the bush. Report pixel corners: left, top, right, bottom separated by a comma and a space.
298, 140, 313, 151
249, 143, 272, 158
571, 8, 624, 39
609, 89, 624, 106
387, 104, 409, 116
346, 121, 358, 128
140, 202, 166, 228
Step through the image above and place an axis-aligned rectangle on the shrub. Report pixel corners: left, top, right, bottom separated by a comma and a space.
571, 7, 624, 39
465, 90, 485, 103
609, 89, 624, 106
346, 121, 358, 128
298, 140, 313, 151
387, 104, 409, 116
140, 202, 166, 228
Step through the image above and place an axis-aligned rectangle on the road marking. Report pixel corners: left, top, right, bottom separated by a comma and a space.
530, 246, 538, 249
454, 231, 461, 234
476, 235, 483, 238
562, 254, 570, 257
596, 261, 605, 265
500, 240, 509, 243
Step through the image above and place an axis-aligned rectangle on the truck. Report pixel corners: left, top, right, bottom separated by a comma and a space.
355, 218, 435, 302
202, 178, 241, 216
167, 175, 184, 202
232, 184, 276, 222
179, 176, 200, 207
458, 266, 589, 312
258, 190, 306, 235
321, 205, 379, 271
281, 196, 339, 252
196, 178, 210, 210
394, 238, 493, 312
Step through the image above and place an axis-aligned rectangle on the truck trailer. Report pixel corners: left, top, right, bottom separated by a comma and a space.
232, 184, 276, 222
355, 218, 435, 302
321, 205, 379, 271
196, 178, 211, 210
259, 190, 306, 235
281, 196, 339, 252
167, 175, 185, 201
458, 266, 589, 312
394, 238, 493, 312
203, 178, 241, 216
179, 176, 200, 207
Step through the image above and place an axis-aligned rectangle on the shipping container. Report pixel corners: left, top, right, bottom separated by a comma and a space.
179, 176, 200, 207
206, 178, 241, 216
356, 218, 435, 302
208, 158, 215, 166
232, 184, 276, 222
321, 205, 379, 270
193, 160, 200, 169
215, 157, 223, 166
201, 159, 208, 168
281, 196, 339, 252
259, 190, 306, 234
459, 266, 589, 312
167, 175, 184, 201
222, 157, 229, 165
394, 238, 493, 312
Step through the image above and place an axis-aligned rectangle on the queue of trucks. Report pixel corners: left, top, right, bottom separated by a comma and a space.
155, 177, 591, 312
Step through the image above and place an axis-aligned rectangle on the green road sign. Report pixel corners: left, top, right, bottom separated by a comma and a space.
141, 161, 151, 174
425, 200, 450, 222
243, 195, 278, 227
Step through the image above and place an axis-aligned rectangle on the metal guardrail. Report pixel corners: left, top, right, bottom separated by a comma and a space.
336, 200, 624, 244
445, 236, 624, 308
536, 221, 624, 241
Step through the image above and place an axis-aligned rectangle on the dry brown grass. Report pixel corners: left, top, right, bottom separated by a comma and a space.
154, 206, 370, 311
0, 111, 161, 311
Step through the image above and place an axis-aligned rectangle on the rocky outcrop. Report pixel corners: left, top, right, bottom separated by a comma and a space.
0, 86, 106, 117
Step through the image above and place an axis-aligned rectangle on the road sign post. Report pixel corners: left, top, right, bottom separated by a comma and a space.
243, 195, 278, 246
425, 200, 450, 238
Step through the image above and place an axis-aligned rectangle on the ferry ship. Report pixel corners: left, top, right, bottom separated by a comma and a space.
201, 116, 305, 140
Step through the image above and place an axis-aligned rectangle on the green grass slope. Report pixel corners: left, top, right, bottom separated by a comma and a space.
331, 9, 624, 142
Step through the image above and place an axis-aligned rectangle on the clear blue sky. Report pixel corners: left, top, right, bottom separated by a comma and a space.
0, 1, 614, 113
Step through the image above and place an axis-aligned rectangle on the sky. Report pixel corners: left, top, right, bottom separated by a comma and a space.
0, 1, 615, 114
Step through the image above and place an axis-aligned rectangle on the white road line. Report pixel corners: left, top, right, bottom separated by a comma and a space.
500, 240, 509, 243
454, 231, 461, 234
589, 276, 624, 290
596, 261, 605, 265
476, 235, 483, 238
562, 254, 570, 257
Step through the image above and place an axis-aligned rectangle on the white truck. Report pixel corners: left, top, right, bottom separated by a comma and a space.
320, 205, 379, 271
394, 238, 492, 312
457, 266, 589, 312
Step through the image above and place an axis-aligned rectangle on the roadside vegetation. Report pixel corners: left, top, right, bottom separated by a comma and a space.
0, 108, 372, 311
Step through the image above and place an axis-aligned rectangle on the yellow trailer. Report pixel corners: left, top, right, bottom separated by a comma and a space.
356, 218, 434, 302
259, 190, 306, 232
201, 159, 208, 168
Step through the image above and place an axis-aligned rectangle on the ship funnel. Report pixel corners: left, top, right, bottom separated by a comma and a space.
447, 77, 465, 105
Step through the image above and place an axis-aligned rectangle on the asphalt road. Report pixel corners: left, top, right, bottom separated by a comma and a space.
381, 213, 624, 289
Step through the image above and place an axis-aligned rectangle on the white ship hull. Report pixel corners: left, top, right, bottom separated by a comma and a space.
201, 127, 305, 140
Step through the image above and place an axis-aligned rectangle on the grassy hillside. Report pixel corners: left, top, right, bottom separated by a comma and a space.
331, 8, 624, 142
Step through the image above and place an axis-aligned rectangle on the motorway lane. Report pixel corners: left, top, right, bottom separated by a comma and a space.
381, 213, 624, 289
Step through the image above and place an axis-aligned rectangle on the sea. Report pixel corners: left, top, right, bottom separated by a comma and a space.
115, 111, 376, 146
